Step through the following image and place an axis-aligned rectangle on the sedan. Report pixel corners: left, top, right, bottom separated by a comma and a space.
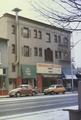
9, 84, 37, 97
43, 84, 66, 95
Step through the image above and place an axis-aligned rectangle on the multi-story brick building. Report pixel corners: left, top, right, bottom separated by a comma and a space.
0, 12, 71, 92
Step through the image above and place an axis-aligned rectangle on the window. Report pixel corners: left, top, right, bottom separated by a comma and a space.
38, 31, 42, 39
23, 46, 30, 57
34, 29, 37, 38
12, 25, 15, 34
58, 35, 61, 43
12, 64, 15, 72
46, 33, 51, 42
54, 34, 57, 43
3, 68, 6, 74
34, 47, 38, 56
59, 51, 62, 59
55, 51, 58, 59
23, 27, 30, 38
55, 51, 62, 59
44, 48, 53, 62
63, 37, 68, 45
39, 48, 42, 57
12, 44, 15, 54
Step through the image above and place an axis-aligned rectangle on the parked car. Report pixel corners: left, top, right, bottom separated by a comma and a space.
43, 84, 65, 95
9, 84, 38, 97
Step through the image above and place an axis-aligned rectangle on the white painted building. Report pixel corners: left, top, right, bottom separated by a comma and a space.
0, 13, 71, 91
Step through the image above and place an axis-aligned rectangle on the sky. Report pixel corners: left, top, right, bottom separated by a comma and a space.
0, 0, 81, 68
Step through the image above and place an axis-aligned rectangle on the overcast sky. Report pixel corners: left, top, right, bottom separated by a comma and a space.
0, 0, 81, 68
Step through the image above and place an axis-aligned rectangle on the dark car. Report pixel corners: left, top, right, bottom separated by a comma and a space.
9, 84, 38, 97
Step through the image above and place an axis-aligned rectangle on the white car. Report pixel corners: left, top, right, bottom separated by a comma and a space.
9, 84, 37, 97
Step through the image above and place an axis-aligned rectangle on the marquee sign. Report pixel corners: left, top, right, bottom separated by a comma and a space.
37, 63, 61, 74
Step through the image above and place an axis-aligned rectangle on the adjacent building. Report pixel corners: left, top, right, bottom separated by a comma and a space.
0, 38, 9, 95
0, 12, 72, 92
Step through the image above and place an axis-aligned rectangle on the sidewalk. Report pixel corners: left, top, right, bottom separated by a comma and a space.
0, 95, 9, 98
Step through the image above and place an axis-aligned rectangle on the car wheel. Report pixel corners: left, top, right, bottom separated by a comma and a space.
15, 92, 21, 97
32, 91, 37, 96
50, 91, 54, 95
44, 92, 47, 95
63, 91, 65, 94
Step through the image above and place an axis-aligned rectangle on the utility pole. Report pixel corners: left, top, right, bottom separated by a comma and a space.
12, 8, 22, 86
71, 39, 81, 91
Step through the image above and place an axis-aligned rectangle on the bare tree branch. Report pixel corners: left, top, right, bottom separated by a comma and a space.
30, 0, 81, 31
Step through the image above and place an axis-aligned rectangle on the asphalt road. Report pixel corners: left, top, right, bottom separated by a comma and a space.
0, 93, 78, 117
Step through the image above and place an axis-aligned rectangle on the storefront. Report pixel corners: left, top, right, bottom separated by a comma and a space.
0, 67, 9, 95
36, 63, 62, 92
62, 66, 78, 91
21, 65, 36, 87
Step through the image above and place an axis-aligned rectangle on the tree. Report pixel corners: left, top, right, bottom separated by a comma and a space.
31, 0, 81, 31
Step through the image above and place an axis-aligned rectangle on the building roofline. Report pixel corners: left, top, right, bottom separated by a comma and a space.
0, 37, 9, 41
3, 13, 72, 34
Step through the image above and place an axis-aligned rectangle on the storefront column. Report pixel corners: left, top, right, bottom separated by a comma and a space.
37, 75, 42, 93
16, 77, 22, 87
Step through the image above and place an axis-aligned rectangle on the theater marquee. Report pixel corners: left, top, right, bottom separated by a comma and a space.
37, 63, 61, 74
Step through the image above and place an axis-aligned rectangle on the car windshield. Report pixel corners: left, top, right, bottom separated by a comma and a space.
49, 85, 55, 88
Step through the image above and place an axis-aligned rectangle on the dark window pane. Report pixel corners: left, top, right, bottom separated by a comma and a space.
46, 33, 51, 42
34, 47, 38, 56
34, 29, 37, 38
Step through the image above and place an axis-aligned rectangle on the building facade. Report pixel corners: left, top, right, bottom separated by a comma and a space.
0, 38, 8, 95
0, 13, 71, 92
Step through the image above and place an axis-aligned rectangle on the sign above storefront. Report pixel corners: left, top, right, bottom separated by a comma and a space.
37, 63, 61, 74
22, 65, 36, 78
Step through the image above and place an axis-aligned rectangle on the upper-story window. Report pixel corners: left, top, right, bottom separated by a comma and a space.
58, 35, 61, 43
39, 48, 42, 57
12, 25, 15, 34
55, 51, 62, 59
46, 33, 51, 42
12, 64, 16, 72
23, 27, 30, 38
54, 34, 57, 43
34, 29, 37, 38
34, 47, 38, 56
63, 37, 68, 46
23, 46, 30, 57
44, 48, 53, 62
12, 44, 15, 54
38, 31, 42, 39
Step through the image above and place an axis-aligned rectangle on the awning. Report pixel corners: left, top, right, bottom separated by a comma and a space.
65, 74, 77, 79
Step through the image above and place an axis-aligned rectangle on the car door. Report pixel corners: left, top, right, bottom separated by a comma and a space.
21, 86, 28, 95
55, 85, 61, 93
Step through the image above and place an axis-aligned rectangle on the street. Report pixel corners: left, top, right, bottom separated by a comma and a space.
0, 92, 78, 118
